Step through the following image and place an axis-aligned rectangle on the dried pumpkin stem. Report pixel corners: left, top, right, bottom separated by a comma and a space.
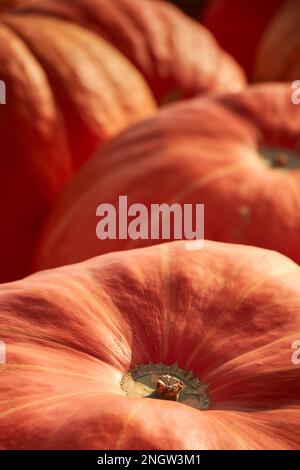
121, 363, 210, 410
155, 374, 184, 401
273, 152, 289, 168
259, 146, 300, 169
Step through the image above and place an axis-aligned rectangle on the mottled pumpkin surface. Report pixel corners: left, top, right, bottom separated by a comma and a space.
1, 240, 300, 449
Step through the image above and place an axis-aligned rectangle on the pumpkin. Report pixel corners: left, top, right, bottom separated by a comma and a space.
34, 83, 300, 271
0, 6, 155, 283
202, 0, 285, 77
2, 240, 300, 449
12, 0, 246, 102
0, 0, 21, 11
255, 0, 300, 82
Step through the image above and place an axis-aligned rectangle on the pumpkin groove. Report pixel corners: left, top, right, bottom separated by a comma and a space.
1, 240, 300, 449
0, 6, 155, 283
7, 0, 246, 101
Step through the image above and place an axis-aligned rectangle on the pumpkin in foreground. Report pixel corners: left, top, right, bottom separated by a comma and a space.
10, 0, 246, 102
0, 5, 155, 284
1, 240, 300, 449
34, 83, 300, 270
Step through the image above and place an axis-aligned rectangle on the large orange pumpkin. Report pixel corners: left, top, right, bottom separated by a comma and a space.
0, 5, 155, 283
202, 0, 285, 77
34, 83, 300, 271
11, 0, 246, 102
255, 0, 300, 82
2, 240, 300, 449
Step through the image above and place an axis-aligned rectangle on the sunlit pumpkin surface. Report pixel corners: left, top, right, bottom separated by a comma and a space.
0, 2, 155, 283
8, 0, 246, 101
1, 240, 300, 449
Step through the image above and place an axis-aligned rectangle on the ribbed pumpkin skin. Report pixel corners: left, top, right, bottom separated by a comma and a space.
11, 0, 246, 101
3, 240, 300, 449
34, 83, 300, 270
202, 0, 285, 77
255, 0, 300, 81
0, 9, 155, 283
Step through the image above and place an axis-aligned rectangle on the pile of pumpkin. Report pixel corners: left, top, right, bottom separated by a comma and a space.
0, 0, 300, 450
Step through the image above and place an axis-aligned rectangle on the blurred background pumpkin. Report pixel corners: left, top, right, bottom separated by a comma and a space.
0, 0, 248, 284
33, 83, 300, 270
4, 0, 246, 102
255, 0, 300, 82
201, 0, 285, 78
0, 3, 156, 283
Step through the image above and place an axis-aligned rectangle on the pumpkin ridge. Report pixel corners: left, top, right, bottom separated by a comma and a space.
0, 363, 106, 383
160, 245, 172, 361
185, 263, 299, 369
203, 333, 300, 385
0, 390, 105, 421
114, 399, 145, 451
121, 161, 257, 252
1, 15, 80, 168
0, 18, 72, 175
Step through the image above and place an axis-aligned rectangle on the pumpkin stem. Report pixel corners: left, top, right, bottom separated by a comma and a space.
121, 363, 210, 410
259, 146, 300, 169
155, 374, 184, 401
273, 152, 289, 168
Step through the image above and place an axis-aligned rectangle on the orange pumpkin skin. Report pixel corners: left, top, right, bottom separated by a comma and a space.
0, 0, 29, 11
0, 7, 155, 284
2, 240, 300, 449
13, 0, 246, 101
34, 83, 300, 271
202, 0, 285, 78
255, 0, 300, 81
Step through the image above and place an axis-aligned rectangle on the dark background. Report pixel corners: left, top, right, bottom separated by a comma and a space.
164, 0, 209, 18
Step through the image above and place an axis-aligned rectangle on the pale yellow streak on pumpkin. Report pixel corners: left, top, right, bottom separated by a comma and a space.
123, 161, 253, 251
0, 325, 86, 354
212, 366, 299, 396
160, 244, 171, 361
69, 276, 130, 346
168, 161, 255, 204
211, 408, 300, 449
205, 334, 300, 386
212, 410, 287, 449
0, 390, 104, 421
114, 399, 145, 450
205, 412, 254, 449
0, 363, 114, 386
0, 283, 130, 368
9, 275, 130, 363
0, 323, 108, 362
186, 264, 299, 369
42, 275, 122, 330
68, 274, 132, 339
